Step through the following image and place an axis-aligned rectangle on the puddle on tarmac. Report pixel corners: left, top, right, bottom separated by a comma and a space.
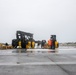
12, 49, 58, 54
12, 48, 76, 54
0, 47, 76, 54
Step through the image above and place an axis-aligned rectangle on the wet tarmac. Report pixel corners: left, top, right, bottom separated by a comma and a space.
0, 47, 76, 75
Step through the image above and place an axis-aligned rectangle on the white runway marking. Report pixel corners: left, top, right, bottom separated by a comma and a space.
0, 62, 76, 66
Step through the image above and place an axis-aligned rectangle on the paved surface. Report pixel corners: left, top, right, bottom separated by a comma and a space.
0, 48, 76, 75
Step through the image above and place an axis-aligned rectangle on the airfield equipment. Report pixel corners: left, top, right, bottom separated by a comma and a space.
12, 31, 59, 49
12, 31, 35, 48
50, 35, 59, 49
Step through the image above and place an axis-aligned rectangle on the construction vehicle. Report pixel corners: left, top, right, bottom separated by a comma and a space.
0, 43, 13, 49
50, 35, 59, 49
42, 35, 59, 49
12, 31, 59, 49
12, 31, 35, 49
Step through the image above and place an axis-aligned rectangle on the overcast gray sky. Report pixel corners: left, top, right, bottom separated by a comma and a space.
0, 0, 76, 44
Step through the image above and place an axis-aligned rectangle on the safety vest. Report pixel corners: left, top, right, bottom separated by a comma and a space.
48, 40, 52, 46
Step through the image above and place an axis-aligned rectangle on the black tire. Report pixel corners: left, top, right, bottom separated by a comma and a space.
51, 45, 55, 49
12, 39, 18, 48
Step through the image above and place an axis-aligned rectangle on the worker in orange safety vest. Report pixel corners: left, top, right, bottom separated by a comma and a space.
48, 39, 52, 49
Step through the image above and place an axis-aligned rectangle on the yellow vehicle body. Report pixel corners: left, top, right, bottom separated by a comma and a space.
26, 41, 31, 49
55, 41, 59, 48
18, 41, 22, 48
31, 41, 35, 48
26, 41, 35, 49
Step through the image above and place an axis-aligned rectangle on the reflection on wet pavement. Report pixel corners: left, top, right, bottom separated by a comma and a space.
0, 47, 76, 75
0, 47, 76, 55
12, 49, 58, 54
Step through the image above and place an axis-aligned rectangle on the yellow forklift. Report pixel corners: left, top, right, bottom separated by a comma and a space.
12, 31, 35, 49
41, 35, 59, 49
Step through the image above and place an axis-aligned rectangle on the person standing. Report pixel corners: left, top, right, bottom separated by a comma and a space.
48, 39, 52, 49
